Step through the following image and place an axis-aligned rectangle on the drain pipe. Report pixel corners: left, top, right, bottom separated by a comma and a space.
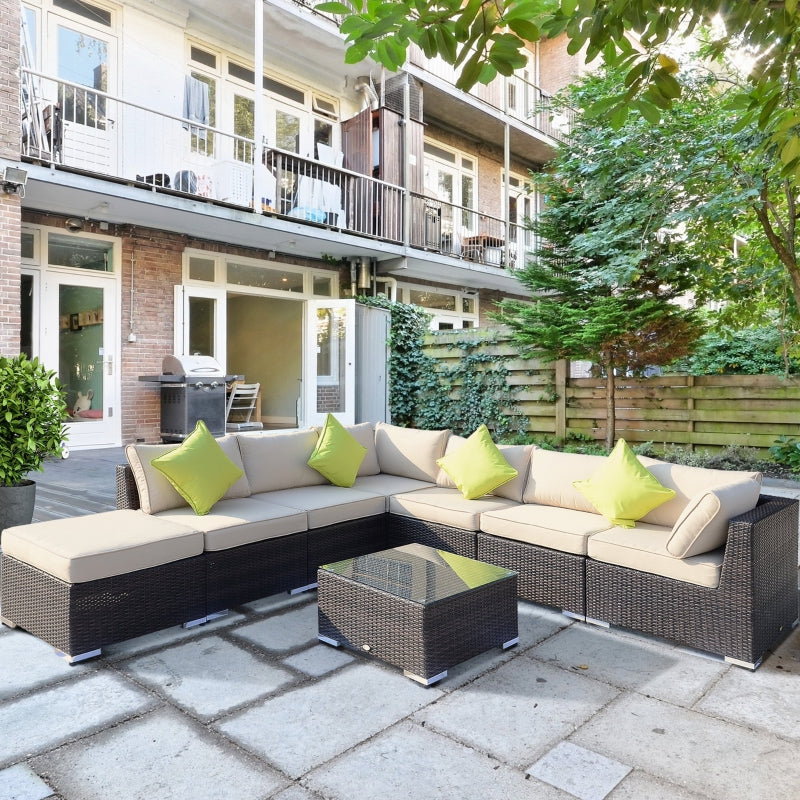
354, 76, 379, 110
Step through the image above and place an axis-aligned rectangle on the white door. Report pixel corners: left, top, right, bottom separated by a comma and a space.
43, 272, 120, 449
304, 300, 355, 427
173, 285, 227, 365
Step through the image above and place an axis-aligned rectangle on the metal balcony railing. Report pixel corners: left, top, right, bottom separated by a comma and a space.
406, 44, 573, 141
20, 69, 529, 270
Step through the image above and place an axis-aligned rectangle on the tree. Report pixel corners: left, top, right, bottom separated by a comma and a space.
495, 67, 706, 450
319, 1, 800, 176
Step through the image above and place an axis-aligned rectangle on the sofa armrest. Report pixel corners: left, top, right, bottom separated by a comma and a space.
116, 464, 141, 510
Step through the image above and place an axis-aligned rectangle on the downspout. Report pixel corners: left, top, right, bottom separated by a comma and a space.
503, 79, 511, 269
253, 0, 266, 211
402, 73, 411, 248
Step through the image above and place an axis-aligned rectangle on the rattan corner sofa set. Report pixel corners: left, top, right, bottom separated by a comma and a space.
1, 422, 797, 668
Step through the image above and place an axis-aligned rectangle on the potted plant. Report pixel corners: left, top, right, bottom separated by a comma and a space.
0, 354, 68, 539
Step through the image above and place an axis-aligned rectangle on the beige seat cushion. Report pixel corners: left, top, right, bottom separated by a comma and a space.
666, 478, 762, 558
390, 486, 517, 531
252, 486, 386, 529
352, 474, 436, 510
437, 437, 534, 502
637, 459, 762, 528
588, 524, 723, 588
126, 435, 251, 514
375, 422, 450, 482
523, 448, 607, 512
154, 496, 307, 552
481, 504, 613, 556
2, 510, 202, 584
237, 429, 326, 493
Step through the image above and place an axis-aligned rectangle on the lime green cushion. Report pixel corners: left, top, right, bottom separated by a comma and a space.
150, 420, 243, 515
436, 424, 518, 500
307, 413, 368, 487
573, 438, 675, 528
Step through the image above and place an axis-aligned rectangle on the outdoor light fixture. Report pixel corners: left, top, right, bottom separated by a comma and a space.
1, 165, 28, 195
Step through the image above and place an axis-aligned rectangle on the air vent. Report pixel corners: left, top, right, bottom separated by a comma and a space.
382, 73, 423, 122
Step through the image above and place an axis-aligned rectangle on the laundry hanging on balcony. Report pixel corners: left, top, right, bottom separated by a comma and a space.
182, 75, 209, 140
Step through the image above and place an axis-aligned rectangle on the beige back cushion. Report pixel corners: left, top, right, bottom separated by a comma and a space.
126, 435, 250, 514
666, 478, 762, 558
436, 435, 534, 502
523, 449, 608, 512
344, 422, 381, 476
237, 428, 326, 493
638, 459, 762, 528
375, 422, 450, 482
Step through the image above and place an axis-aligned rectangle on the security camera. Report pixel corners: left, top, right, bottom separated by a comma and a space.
65, 218, 84, 233
1, 165, 28, 195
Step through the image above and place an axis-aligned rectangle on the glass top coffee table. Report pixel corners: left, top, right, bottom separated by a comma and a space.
317, 543, 518, 685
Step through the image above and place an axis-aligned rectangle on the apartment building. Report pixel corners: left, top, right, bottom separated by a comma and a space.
0, 0, 580, 448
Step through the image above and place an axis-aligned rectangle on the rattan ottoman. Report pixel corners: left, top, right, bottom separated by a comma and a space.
317, 542, 518, 685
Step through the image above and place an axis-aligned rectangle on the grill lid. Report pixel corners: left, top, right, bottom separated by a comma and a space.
162, 354, 225, 377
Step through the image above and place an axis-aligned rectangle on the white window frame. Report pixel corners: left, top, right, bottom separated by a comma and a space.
397, 281, 479, 330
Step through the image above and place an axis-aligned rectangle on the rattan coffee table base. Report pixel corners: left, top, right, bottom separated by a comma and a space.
317, 546, 519, 685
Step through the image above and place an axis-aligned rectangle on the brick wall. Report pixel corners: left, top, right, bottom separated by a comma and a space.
0, 0, 21, 355
539, 33, 586, 95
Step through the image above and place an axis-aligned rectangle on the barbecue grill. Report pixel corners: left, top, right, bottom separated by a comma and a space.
154, 355, 228, 442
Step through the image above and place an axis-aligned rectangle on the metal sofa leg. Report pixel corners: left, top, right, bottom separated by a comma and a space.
56, 648, 101, 664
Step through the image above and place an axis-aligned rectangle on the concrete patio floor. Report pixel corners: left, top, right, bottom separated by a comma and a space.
1, 448, 799, 800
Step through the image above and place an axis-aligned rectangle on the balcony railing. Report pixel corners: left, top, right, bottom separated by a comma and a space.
406, 44, 573, 141
20, 70, 529, 271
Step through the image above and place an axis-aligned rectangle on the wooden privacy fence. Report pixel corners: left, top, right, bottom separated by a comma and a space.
423, 330, 800, 453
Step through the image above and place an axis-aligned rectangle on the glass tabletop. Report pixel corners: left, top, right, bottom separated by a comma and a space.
320, 543, 516, 605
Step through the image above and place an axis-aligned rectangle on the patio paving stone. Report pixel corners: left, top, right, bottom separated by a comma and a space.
121, 635, 295, 719
414, 657, 618, 768
231, 601, 319, 653
571, 693, 800, 799
272, 784, 324, 800
103, 610, 247, 660
0, 764, 54, 800
216, 662, 442, 779
528, 624, 726, 706
695, 660, 800, 740
282, 643, 355, 677
242, 590, 313, 615
526, 741, 631, 800
0, 631, 94, 700
304, 720, 566, 800
30, 707, 284, 800
610, 770, 708, 799
0, 672, 157, 768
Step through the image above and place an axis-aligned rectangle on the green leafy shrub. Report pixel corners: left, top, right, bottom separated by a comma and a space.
769, 436, 800, 474
0, 354, 68, 486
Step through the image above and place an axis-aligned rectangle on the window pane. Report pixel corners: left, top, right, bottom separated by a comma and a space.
189, 256, 215, 282
276, 110, 300, 152
313, 275, 333, 296
409, 289, 455, 311
21, 231, 35, 260
54, 0, 111, 26
264, 76, 304, 105
58, 26, 108, 128
233, 94, 254, 162
188, 297, 214, 356
228, 262, 303, 292
228, 62, 255, 84
315, 307, 347, 413
190, 46, 216, 69
48, 233, 112, 271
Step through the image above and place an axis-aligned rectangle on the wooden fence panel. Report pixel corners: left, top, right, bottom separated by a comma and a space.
422, 329, 800, 453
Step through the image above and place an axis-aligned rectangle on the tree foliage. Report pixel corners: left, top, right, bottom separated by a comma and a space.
319, 1, 800, 178
495, 66, 707, 450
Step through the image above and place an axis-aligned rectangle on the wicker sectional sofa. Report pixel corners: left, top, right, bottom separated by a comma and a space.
2, 422, 797, 668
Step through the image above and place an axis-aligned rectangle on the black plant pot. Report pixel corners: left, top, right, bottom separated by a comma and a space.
0, 480, 36, 544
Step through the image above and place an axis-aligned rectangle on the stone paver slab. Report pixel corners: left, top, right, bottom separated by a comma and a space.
305, 721, 565, 800
611, 770, 708, 800
242, 592, 313, 615
217, 662, 441, 778
283, 644, 354, 677
516, 602, 572, 651
232, 603, 319, 653
0, 630, 93, 700
416, 657, 618, 767
696, 665, 800, 740
0, 672, 156, 768
122, 635, 294, 718
31, 708, 283, 800
103, 611, 246, 660
527, 741, 630, 800
0, 764, 54, 800
529, 624, 725, 706
572, 693, 800, 800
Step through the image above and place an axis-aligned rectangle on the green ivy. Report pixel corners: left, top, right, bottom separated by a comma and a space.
358, 298, 526, 438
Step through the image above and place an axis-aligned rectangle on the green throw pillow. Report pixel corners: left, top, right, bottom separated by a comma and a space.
573, 438, 675, 528
307, 414, 367, 487
436, 424, 518, 500
150, 420, 243, 515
